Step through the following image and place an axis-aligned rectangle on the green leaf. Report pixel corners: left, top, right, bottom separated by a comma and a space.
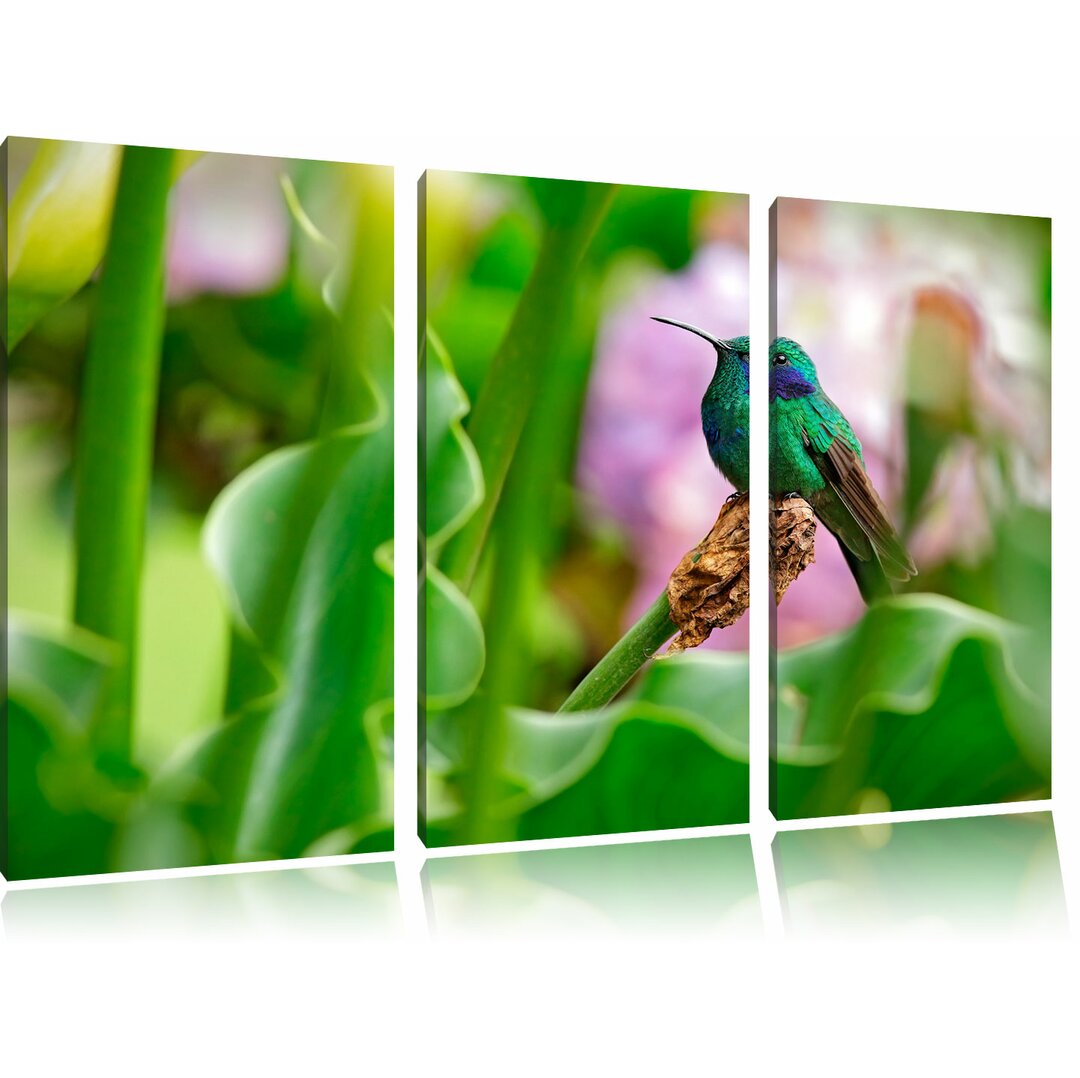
205, 437, 356, 648
586, 184, 698, 271
421, 330, 486, 710
119, 423, 395, 870
524, 176, 615, 228
4, 139, 198, 351
8, 614, 119, 731
4, 616, 130, 880
423, 328, 483, 548
114, 706, 267, 871
120, 165, 397, 868
5, 140, 122, 350
772, 594, 1050, 819
425, 649, 749, 841
513, 706, 748, 839
423, 566, 485, 708
206, 425, 395, 861
436, 181, 616, 591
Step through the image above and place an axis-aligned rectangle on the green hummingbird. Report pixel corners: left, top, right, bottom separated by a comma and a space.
652, 317, 750, 492
770, 336, 916, 602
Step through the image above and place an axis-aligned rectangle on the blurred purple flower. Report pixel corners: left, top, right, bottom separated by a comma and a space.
167, 154, 290, 301
578, 241, 750, 651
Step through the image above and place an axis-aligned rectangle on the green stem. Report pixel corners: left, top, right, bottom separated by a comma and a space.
558, 590, 676, 713
321, 163, 394, 431
438, 183, 616, 592
72, 145, 174, 759
456, 517, 520, 845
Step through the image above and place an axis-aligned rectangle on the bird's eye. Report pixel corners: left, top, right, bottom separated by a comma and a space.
774, 354, 789, 366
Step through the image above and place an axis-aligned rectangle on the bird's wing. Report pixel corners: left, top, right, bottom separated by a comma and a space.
801, 397, 917, 582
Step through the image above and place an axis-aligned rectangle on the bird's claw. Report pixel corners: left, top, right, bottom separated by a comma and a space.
725, 490, 746, 504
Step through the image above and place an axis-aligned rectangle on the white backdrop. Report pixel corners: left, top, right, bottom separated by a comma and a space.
2, 3, 1077, 1073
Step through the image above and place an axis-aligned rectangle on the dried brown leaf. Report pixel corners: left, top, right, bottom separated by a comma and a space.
770, 495, 816, 605
666, 493, 750, 653
664, 493, 817, 653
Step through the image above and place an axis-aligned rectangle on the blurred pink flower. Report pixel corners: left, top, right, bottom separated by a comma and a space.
773, 199, 1049, 646
908, 439, 995, 567
167, 153, 290, 301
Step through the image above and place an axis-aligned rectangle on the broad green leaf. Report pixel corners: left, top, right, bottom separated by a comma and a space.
425, 649, 749, 840
511, 652, 749, 837
205, 437, 357, 648
772, 594, 1049, 819
119, 423, 394, 870
640, 653, 753, 760
516, 710, 748, 839
208, 425, 394, 861
180, 166, 394, 864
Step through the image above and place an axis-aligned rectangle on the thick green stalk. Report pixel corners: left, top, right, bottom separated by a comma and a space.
438, 183, 616, 592
72, 145, 175, 759
558, 591, 676, 713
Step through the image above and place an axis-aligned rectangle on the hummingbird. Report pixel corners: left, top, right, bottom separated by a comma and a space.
769, 336, 916, 602
652, 317, 750, 492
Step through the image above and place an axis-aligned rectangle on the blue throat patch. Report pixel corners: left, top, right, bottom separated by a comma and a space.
770, 365, 816, 401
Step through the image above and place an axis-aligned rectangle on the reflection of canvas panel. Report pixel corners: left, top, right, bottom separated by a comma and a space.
769, 197, 1051, 821
774, 813, 1065, 936
421, 170, 750, 847
425, 835, 760, 938
2, 862, 401, 940
3, 139, 394, 881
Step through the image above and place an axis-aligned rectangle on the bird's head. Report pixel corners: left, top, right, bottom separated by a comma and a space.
726, 335, 750, 360
770, 337, 816, 375
770, 337, 819, 399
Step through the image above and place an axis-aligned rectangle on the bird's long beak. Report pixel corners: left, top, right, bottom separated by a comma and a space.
651, 316, 731, 353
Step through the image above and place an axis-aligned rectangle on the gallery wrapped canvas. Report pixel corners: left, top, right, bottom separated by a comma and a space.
3, 140, 394, 879
421, 170, 751, 845
769, 198, 1051, 820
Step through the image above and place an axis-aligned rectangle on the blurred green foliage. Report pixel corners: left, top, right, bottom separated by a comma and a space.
4, 143, 393, 879
773, 596, 1050, 819
422, 172, 749, 844
772, 209, 1051, 820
